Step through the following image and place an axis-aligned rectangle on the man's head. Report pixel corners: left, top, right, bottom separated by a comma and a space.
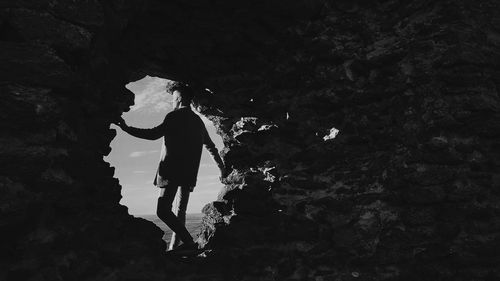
165, 81, 194, 109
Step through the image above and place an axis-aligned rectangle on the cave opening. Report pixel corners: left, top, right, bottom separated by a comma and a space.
104, 75, 225, 244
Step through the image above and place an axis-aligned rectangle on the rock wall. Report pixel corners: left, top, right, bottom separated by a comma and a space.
195, 1, 500, 280
0, 1, 172, 280
1, 0, 500, 280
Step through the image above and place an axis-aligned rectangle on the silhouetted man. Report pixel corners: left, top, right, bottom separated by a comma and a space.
114, 82, 226, 252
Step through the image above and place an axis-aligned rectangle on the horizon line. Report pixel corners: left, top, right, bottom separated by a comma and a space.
133, 213, 203, 216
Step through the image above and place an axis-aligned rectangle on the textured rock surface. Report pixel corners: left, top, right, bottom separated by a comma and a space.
1, 0, 500, 280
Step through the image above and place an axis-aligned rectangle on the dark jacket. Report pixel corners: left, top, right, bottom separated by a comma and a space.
123, 107, 223, 189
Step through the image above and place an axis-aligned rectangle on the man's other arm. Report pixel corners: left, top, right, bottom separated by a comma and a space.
202, 124, 227, 177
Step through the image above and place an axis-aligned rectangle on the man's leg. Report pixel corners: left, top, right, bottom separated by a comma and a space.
156, 184, 194, 246
168, 186, 191, 250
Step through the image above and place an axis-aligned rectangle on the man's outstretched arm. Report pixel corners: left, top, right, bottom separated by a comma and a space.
114, 118, 165, 140
202, 125, 228, 178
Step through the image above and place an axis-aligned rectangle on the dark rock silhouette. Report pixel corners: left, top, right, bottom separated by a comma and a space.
2, 0, 500, 280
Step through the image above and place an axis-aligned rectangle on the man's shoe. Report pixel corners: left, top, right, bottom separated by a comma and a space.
167, 242, 200, 257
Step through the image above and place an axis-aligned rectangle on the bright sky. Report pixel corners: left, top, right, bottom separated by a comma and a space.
104, 76, 224, 215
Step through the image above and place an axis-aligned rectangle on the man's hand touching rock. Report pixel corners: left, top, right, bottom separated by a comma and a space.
113, 117, 128, 130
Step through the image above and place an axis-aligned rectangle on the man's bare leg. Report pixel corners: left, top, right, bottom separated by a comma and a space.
156, 185, 195, 247
168, 186, 191, 250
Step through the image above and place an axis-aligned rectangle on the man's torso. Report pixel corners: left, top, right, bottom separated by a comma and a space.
154, 108, 205, 187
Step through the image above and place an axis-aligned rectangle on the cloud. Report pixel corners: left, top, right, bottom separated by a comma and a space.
125, 76, 222, 134
129, 150, 159, 158
126, 76, 172, 112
